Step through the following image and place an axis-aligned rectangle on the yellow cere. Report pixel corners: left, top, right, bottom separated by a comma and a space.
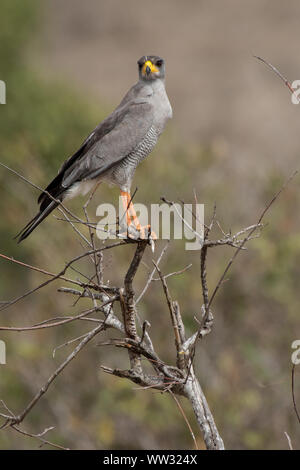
142, 60, 159, 75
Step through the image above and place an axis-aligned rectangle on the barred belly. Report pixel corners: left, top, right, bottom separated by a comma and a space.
103, 126, 159, 191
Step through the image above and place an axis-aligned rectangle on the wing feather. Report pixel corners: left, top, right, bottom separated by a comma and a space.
61, 100, 153, 187
38, 98, 153, 207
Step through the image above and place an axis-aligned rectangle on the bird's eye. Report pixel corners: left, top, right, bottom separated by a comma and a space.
137, 57, 145, 67
156, 60, 163, 67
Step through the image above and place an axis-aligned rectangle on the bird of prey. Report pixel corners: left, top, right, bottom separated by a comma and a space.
17, 55, 172, 242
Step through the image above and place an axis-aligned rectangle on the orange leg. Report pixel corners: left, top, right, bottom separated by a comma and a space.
120, 190, 133, 227
120, 190, 157, 240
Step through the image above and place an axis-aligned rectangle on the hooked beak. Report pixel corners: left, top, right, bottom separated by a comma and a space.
142, 60, 159, 77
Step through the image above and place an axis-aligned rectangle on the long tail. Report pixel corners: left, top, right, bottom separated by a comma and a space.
16, 200, 59, 243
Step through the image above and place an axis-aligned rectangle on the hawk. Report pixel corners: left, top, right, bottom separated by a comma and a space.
17, 55, 172, 242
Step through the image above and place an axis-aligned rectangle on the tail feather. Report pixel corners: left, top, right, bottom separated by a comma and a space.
16, 200, 59, 243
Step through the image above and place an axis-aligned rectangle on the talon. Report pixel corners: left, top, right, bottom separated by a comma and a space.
140, 225, 157, 241
149, 236, 155, 253
120, 191, 157, 244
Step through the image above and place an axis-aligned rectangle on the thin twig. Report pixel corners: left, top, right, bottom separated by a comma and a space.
169, 390, 199, 450
254, 55, 298, 100
2, 322, 105, 428
291, 364, 300, 425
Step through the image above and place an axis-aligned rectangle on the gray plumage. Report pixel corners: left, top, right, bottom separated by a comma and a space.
17, 55, 172, 242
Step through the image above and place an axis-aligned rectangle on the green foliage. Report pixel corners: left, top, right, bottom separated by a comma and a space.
0, 0, 38, 77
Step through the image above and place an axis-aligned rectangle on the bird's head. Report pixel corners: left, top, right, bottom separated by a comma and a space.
137, 55, 165, 81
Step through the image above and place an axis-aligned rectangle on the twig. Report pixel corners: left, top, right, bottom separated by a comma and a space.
0, 297, 117, 332
0, 242, 126, 311
284, 431, 293, 450
136, 242, 169, 304
208, 170, 298, 309
291, 364, 300, 425
254, 55, 298, 100
1, 322, 105, 428
169, 390, 199, 450
11, 425, 70, 450
153, 261, 183, 365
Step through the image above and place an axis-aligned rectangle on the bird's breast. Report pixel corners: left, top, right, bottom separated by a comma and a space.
151, 83, 172, 135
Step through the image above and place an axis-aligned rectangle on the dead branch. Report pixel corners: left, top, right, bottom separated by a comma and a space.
0, 163, 295, 450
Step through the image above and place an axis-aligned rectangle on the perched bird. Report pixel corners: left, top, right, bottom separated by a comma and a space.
17, 55, 172, 242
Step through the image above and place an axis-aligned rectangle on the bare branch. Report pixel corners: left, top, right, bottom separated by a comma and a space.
254, 55, 298, 100
291, 364, 300, 425
1, 322, 105, 428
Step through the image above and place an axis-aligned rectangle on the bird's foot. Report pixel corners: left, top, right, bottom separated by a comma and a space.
118, 225, 157, 252
136, 225, 157, 240
135, 225, 157, 252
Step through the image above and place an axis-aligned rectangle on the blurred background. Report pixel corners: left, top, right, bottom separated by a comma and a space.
0, 0, 300, 450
